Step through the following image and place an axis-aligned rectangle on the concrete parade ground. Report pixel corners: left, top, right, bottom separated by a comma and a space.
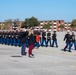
0, 32, 76, 75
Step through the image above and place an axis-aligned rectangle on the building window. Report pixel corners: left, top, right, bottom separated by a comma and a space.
49, 21, 52, 22
54, 24, 56, 26
59, 21, 61, 23
54, 21, 56, 22
45, 21, 47, 22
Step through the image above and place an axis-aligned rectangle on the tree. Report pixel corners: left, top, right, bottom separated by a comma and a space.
4, 19, 13, 30
58, 24, 65, 29
0, 25, 1, 29
21, 16, 39, 28
70, 19, 76, 28
1, 24, 7, 30
13, 19, 20, 30
43, 23, 51, 29
29, 16, 39, 27
13, 19, 20, 27
58, 24, 65, 31
21, 18, 30, 28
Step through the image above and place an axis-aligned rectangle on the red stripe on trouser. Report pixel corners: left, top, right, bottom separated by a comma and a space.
28, 44, 34, 55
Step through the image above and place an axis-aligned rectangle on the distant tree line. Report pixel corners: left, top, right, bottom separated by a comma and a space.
0, 17, 76, 30
1, 19, 20, 30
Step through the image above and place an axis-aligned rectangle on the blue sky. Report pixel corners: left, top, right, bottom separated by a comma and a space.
0, 0, 76, 22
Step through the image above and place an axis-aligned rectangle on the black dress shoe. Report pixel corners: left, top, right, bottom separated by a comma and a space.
68, 51, 71, 52
29, 55, 34, 58
21, 52, 27, 56
56, 46, 58, 48
32, 54, 34, 56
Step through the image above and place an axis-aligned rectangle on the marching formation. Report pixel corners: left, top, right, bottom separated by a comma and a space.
0, 29, 76, 58
0, 28, 58, 58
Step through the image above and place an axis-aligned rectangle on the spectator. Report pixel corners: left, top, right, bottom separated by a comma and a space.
28, 29, 35, 58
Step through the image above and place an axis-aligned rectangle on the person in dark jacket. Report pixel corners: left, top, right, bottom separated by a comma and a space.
63, 30, 72, 52
28, 29, 35, 58
41, 30, 47, 47
10, 31, 13, 46
70, 31, 76, 50
7, 31, 11, 45
0, 31, 1, 44
51, 30, 58, 47
0, 31, 3, 44
46, 30, 51, 47
13, 31, 17, 46
25, 29, 29, 48
16, 31, 21, 47
20, 29, 27, 55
